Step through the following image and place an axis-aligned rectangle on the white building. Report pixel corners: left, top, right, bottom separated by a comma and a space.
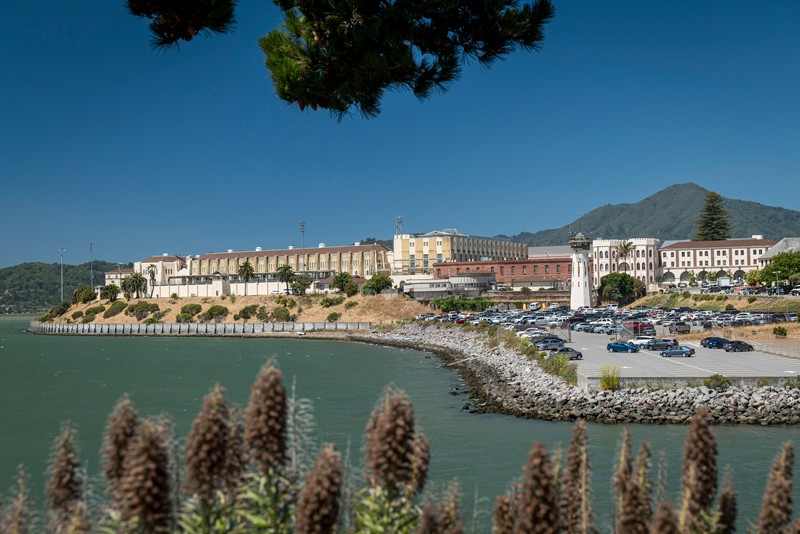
659, 236, 775, 284
592, 238, 661, 291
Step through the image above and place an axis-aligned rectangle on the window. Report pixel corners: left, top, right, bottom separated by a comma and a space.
511, 266, 515, 275
545, 265, 549, 274
534, 266, 538, 274
500, 267, 505, 275
523, 266, 527, 275
556, 265, 560, 274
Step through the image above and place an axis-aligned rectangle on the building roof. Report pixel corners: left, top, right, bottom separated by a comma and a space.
198, 243, 389, 261
106, 268, 134, 274
142, 255, 185, 264
760, 238, 800, 260
660, 238, 776, 250
528, 245, 573, 257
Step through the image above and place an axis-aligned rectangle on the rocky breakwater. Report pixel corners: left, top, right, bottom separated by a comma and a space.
355, 324, 800, 425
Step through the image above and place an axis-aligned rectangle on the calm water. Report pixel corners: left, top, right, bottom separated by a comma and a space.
0, 315, 797, 530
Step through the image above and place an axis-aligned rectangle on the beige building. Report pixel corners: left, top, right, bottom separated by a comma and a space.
393, 229, 527, 275
659, 236, 775, 284
592, 238, 661, 290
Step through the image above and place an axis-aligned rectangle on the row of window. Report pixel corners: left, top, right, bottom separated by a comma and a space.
596, 249, 655, 259
665, 248, 765, 259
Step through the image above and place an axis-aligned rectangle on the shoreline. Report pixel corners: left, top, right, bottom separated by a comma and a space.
26, 319, 800, 425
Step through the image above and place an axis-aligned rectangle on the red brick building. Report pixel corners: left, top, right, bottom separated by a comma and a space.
432, 257, 577, 289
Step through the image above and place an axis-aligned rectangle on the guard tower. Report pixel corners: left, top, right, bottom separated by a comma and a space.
569, 232, 592, 309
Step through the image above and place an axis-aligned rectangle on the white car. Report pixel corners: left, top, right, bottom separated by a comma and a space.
629, 336, 656, 347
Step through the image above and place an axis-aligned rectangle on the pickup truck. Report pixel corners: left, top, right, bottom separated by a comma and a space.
668, 322, 691, 334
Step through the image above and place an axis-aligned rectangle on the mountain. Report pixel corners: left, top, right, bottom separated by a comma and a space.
0, 261, 126, 314
503, 183, 800, 246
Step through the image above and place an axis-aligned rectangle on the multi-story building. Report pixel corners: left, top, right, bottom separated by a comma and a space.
432, 257, 573, 289
592, 238, 661, 290
659, 236, 775, 284
392, 229, 527, 275
757, 237, 800, 267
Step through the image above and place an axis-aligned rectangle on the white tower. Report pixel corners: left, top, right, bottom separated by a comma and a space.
569, 233, 592, 310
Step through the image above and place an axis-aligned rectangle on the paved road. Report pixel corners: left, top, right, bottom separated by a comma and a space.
563, 331, 800, 379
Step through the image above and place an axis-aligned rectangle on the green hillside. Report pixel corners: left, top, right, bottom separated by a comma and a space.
505, 183, 800, 246
0, 261, 126, 314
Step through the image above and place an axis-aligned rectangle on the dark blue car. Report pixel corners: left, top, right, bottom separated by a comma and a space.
701, 337, 730, 349
607, 341, 639, 353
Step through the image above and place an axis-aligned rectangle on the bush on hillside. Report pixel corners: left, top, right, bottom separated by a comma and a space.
86, 305, 106, 316
271, 306, 292, 322
344, 301, 359, 309
71, 311, 84, 320
176, 313, 193, 323
321, 295, 346, 308
200, 305, 229, 323
327, 312, 341, 322
81, 313, 96, 324
126, 301, 160, 321
181, 303, 203, 316
103, 301, 128, 319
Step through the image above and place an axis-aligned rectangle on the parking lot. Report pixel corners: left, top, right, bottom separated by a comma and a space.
565, 331, 800, 380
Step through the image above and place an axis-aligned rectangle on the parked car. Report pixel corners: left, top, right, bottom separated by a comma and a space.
551, 347, 583, 360
661, 346, 695, 358
607, 341, 639, 353
535, 339, 565, 351
723, 340, 754, 352
643, 339, 677, 351
701, 337, 730, 349
791, 286, 800, 296
571, 322, 592, 332
629, 336, 656, 347
668, 321, 691, 334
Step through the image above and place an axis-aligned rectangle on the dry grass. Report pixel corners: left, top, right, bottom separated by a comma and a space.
56, 294, 432, 325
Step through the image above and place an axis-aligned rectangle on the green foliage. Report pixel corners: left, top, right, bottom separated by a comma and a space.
704, 374, 732, 391
716, 295, 726, 301
271, 306, 292, 322
755, 377, 771, 388
332, 271, 354, 291
353, 486, 418, 533
0, 259, 122, 314
321, 295, 346, 308
103, 301, 128, 319
85, 305, 106, 315
39, 301, 72, 321
144, 316, 159, 324
343, 279, 359, 297
71, 311, 84, 319
100, 284, 121, 302
361, 274, 393, 296
176, 313, 193, 323
694, 191, 731, 241
122, 272, 148, 299
748, 296, 758, 304
773, 326, 788, 337
682, 291, 691, 299
598, 272, 636, 304
273, 295, 296, 309
521, 286, 531, 293
72, 285, 97, 304
541, 353, 569, 378
181, 303, 203, 316
725, 304, 735, 310
170, 293, 179, 300
199, 305, 229, 322
600, 366, 621, 391
760, 251, 800, 285
784, 375, 800, 389
326, 312, 341, 322
432, 296, 493, 313
344, 301, 359, 310
276, 264, 295, 291
126, 301, 160, 321
238, 304, 259, 320
291, 274, 313, 296
260, 0, 555, 118
126, 0, 236, 49
237, 261, 255, 296
81, 313, 96, 324
256, 306, 270, 322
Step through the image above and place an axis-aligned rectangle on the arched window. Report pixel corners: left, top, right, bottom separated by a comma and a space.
649, 262, 653, 270
648, 249, 653, 257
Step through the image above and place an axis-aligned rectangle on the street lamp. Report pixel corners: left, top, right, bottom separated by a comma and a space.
299, 221, 306, 273
775, 270, 782, 289
59, 248, 65, 302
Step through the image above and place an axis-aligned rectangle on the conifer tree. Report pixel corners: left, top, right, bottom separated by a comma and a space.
694, 192, 731, 241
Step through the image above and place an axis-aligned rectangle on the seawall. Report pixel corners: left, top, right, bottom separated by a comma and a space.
352, 323, 800, 426
27, 320, 371, 336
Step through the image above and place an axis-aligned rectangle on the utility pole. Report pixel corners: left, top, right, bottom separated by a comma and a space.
89, 241, 94, 288
299, 220, 306, 273
59, 248, 65, 302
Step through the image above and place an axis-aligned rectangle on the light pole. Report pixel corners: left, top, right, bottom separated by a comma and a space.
775, 270, 782, 290
59, 248, 65, 302
299, 221, 306, 273
89, 241, 94, 288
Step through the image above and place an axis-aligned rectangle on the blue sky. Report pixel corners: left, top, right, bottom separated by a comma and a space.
2, 1, 799, 268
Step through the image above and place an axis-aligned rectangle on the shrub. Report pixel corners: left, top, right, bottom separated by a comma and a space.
272, 306, 292, 322
600, 366, 621, 391
682, 291, 691, 298
40, 301, 71, 321
784, 375, 800, 389
520, 286, 531, 293
126, 301, 160, 321
176, 313, 193, 323
748, 296, 757, 304
103, 300, 128, 319
71, 311, 84, 319
541, 353, 569, 378
327, 312, 341, 322
716, 295, 726, 301
725, 304, 735, 310
81, 313, 96, 324
321, 295, 346, 308
144, 316, 159, 324
344, 300, 359, 309
86, 305, 106, 316
773, 326, 788, 337
755, 377, 771, 388
238, 304, 259, 320
181, 303, 203, 316
171, 293, 179, 300
704, 373, 732, 391
200, 305, 229, 322
256, 306, 270, 322
274, 296, 296, 308
72, 285, 97, 304
229, 295, 236, 304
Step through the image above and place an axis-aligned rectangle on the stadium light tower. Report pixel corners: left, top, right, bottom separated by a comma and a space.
59, 248, 66, 302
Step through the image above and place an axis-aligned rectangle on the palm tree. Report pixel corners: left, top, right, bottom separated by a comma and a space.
125, 272, 147, 299
100, 284, 121, 302
146, 265, 157, 298
238, 261, 255, 296
616, 241, 634, 273
276, 264, 295, 293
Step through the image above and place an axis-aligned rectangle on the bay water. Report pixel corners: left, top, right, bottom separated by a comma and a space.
0, 315, 797, 530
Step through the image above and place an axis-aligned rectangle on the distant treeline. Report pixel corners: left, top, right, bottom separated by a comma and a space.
0, 261, 129, 314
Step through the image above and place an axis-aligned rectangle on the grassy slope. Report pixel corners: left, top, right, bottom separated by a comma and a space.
52, 294, 432, 325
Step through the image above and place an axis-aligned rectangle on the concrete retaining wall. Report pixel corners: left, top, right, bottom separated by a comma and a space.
28, 321, 372, 336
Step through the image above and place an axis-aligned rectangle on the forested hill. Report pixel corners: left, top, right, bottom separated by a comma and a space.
0, 261, 123, 314
500, 183, 800, 246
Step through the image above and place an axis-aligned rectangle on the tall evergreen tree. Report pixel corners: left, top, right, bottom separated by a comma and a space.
694, 192, 731, 241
